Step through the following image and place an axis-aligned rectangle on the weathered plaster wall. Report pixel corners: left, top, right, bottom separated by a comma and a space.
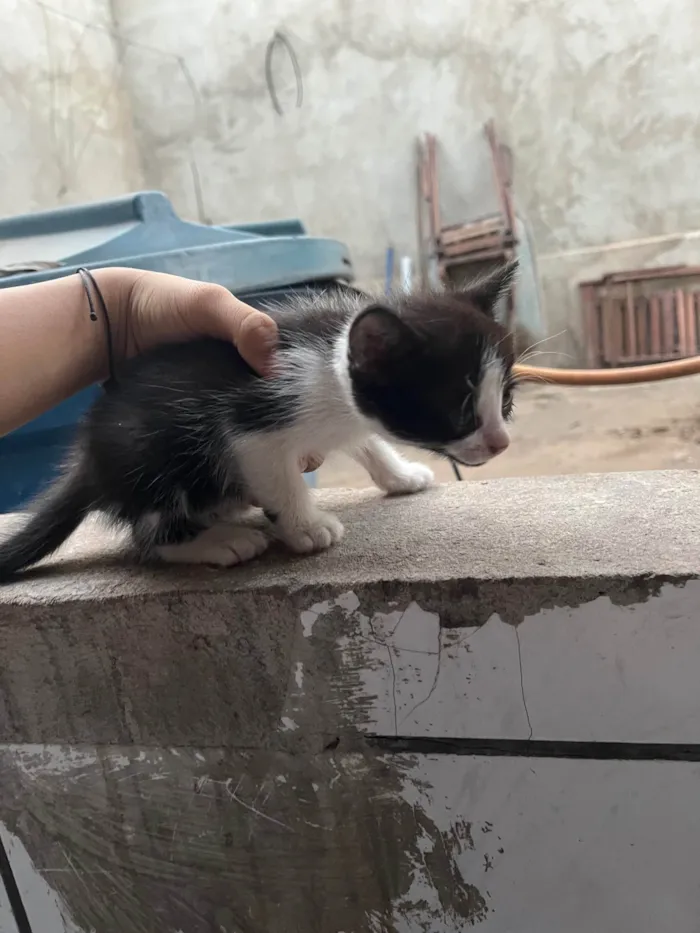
4, 0, 699, 360
110, 0, 700, 360
0, 0, 143, 218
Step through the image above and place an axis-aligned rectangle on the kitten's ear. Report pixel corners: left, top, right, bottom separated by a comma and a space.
348, 305, 417, 379
469, 260, 519, 317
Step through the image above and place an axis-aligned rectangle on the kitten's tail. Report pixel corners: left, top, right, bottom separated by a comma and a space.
0, 456, 94, 581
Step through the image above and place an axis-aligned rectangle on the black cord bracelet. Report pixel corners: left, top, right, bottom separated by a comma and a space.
77, 267, 118, 389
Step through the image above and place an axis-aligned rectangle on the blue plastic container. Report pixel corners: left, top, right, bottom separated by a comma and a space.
0, 191, 354, 511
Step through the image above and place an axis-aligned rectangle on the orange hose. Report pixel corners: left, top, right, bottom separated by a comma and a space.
514, 355, 700, 386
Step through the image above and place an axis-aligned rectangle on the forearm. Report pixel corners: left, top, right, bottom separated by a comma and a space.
0, 268, 135, 437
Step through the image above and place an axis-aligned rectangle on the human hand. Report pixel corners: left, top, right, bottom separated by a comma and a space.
119, 269, 279, 376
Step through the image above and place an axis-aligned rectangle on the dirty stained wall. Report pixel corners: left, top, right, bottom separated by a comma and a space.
3, 0, 700, 361
0, 0, 143, 217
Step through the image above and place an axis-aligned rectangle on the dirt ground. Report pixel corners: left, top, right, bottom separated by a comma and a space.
316, 374, 700, 488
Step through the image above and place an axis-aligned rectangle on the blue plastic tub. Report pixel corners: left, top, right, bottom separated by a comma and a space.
0, 192, 354, 511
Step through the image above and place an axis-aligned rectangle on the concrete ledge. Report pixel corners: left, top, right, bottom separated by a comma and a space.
0, 471, 698, 747
2, 471, 698, 605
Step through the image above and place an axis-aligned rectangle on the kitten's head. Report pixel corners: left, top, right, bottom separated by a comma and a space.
347, 262, 518, 467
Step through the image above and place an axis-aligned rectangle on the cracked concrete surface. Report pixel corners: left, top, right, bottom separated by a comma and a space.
514, 627, 533, 740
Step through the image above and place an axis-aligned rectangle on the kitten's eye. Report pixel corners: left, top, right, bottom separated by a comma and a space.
457, 386, 478, 435
502, 390, 514, 421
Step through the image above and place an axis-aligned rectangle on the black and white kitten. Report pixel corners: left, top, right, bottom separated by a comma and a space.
0, 262, 518, 577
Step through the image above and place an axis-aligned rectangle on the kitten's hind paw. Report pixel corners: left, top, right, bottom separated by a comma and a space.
155, 524, 269, 567
379, 462, 435, 496
279, 510, 345, 554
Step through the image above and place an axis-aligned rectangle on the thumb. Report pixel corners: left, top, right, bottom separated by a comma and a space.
199, 287, 279, 376
233, 306, 279, 376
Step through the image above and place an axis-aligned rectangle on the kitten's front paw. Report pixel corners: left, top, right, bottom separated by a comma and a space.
380, 462, 435, 496
156, 524, 269, 567
280, 510, 345, 554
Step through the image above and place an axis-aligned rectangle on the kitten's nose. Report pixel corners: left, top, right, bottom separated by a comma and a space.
486, 432, 510, 456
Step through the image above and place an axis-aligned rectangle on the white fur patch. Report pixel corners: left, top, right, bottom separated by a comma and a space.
353, 436, 435, 495
155, 524, 269, 566
477, 356, 510, 446
229, 327, 372, 552
264, 334, 371, 463
446, 352, 510, 466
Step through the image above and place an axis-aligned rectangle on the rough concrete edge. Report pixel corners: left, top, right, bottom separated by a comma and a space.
0, 572, 695, 629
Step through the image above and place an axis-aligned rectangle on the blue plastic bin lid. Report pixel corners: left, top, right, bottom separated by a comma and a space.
0, 193, 350, 512
0, 190, 354, 293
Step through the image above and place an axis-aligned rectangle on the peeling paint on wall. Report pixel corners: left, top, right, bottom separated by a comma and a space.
298, 580, 700, 744
301, 593, 530, 739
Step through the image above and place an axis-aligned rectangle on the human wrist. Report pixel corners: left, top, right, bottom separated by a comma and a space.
83, 267, 140, 375
0, 267, 138, 436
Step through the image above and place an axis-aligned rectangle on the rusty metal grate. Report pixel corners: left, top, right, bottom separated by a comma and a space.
581, 266, 700, 367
